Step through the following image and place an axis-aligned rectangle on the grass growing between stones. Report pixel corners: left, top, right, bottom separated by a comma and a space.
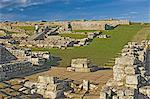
32, 24, 145, 67
59, 33, 87, 39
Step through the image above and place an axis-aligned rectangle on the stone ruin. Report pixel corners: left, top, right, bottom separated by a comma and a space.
67, 58, 98, 72
0, 45, 52, 81
21, 76, 73, 99
100, 40, 150, 99
7, 47, 52, 66
98, 34, 111, 39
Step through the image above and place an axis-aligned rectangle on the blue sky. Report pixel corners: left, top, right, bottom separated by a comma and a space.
0, 0, 150, 22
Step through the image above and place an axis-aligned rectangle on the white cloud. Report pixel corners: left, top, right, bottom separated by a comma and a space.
20, 8, 24, 11
129, 11, 138, 14
0, 0, 63, 8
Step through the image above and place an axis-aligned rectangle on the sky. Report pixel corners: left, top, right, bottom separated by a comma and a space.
0, 0, 150, 22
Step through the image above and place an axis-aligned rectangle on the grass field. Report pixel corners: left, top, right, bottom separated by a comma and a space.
73, 30, 101, 32
31, 24, 147, 67
17, 26, 34, 35
59, 33, 87, 39
132, 24, 150, 42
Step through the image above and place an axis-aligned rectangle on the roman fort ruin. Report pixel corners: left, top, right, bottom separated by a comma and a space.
0, 19, 149, 99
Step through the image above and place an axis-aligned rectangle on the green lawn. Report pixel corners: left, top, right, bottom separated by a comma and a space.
18, 26, 34, 31
59, 33, 87, 39
32, 24, 145, 67
73, 30, 101, 32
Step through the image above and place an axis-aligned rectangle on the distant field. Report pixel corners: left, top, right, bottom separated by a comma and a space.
18, 26, 34, 31
132, 23, 150, 41
32, 24, 146, 67
59, 33, 87, 39
17, 26, 34, 35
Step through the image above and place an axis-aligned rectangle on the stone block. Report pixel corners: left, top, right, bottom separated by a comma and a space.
36, 83, 47, 89
113, 65, 125, 81
112, 95, 118, 99
115, 56, 138, 65
100, 91, 107, 99
67, 67, 75, 72
117, 89, 124, 97
38, 76, 57, 84
83, 80, 89, 91
126, 75, 140, 85
37, 88, 45, 95
124, 88, 135, 96
125, 84, 138, 89
46, 83, 64, 92
139, 86, 150, 97
44, 90, 64, 99
125, 65, 139, 75
119, 96, 134, 99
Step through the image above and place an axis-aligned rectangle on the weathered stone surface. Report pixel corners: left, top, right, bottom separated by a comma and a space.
47, 83, 64, 91
37, 88, 45, 95
125, 65, 139, 75
38, 76, 57, 84
119, 96, 134, 99
83, 80, 89, 91
113, 65, 125, 81
44, 90, 64, 99
115, 56, 138, 65
100, 41, 150, 99
124, 88, 135, 96
126, 75, 140, 85
67, 58, 98, 72
100, 91, 107, 99
36, 83, 47, 89
139, 86, 150, 97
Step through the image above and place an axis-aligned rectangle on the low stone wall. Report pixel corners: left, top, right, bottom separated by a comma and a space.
0, 61, 32, 81
100, 40, 150, 99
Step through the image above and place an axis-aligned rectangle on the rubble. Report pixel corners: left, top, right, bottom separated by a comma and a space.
0, 45, 52, 81
22, 76, 73, 99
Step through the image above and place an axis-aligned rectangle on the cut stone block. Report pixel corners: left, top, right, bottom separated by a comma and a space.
125, 65, 139, 75
125, 88, 135, 96
119, 96, 134, 99
113, 65, 125, 81
126, 75, 140, 85
46, 83, 64, 92
139, 86, 150, 98
38, 76, 57, 84
115, 56, 138, 65
44, 90, 64, 99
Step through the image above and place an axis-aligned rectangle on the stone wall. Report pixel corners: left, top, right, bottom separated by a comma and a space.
0, 61, 32, 81
0, 19, 130, 31
100, 40, 150, 99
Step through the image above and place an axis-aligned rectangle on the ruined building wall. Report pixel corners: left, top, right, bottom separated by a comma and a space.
0, 20, 130, 31
100, 40, 150, 99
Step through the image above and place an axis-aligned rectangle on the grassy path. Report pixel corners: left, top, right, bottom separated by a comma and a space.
32, 24, 144, 67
